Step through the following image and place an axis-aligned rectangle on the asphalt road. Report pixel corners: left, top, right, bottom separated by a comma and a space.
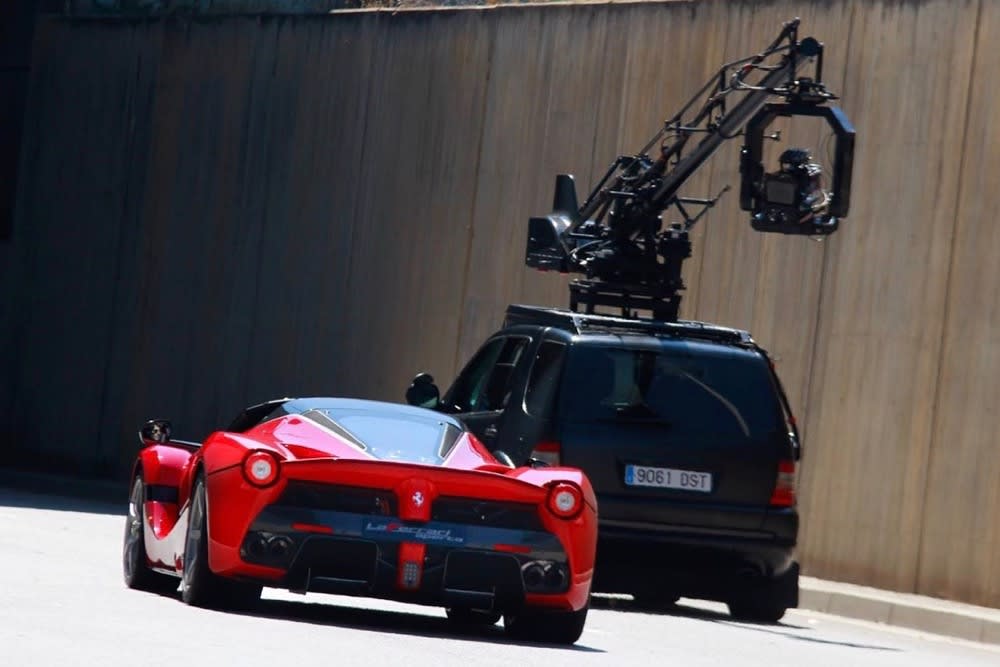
2, 487, 998, 667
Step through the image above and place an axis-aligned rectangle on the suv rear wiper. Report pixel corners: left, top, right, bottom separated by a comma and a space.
604, 403, 673, 426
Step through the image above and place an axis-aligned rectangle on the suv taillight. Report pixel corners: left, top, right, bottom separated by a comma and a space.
530, 441, 561, 466
769, 459, 797, 507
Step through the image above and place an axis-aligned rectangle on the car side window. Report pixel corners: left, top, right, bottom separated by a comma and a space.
481, 337, 530, 410
524, 341, 566, 417
446, 336, 530, 413
445, 338, 504, 412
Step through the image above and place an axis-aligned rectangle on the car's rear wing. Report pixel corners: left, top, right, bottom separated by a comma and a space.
280, 458, 549, 507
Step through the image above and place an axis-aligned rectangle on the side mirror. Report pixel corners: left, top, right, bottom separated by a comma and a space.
405, 373, 440, 409
139, 419, 172, 445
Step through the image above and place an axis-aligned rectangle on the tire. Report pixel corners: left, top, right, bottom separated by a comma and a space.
122, 475, 180, 594
504, 603, 589, 645
727, 595, 788, 623
446, 607, 502, 627
727, 565, 798, 624
180, 473, 261, 610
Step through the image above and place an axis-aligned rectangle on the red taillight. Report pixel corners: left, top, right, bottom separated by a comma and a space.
530, 441, 562, 466
547, 482, 583, 519
292, 522, 333, 534
493, 543, 532, 554
769, 459, 797, 507
242, 450, 280, 488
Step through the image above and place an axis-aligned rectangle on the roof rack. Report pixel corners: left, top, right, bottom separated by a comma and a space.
504, 304, 755, 346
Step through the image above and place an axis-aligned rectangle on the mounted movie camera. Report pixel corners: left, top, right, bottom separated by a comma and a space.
525, 18, 856, 321
755, 147, 829, 228
741, 76, 855, 235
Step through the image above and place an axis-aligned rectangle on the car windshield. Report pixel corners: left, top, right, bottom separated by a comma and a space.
300, 407, 465, 465
560, 343, 782, 440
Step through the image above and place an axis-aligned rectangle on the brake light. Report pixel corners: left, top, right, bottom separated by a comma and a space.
242, 450, 280, 488
530, 441, 561, 466
547, 482, 583, 519
397, 542, 425, 590
769, 459, 797, 507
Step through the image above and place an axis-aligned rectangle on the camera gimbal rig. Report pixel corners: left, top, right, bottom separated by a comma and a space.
524, 18, 856, 322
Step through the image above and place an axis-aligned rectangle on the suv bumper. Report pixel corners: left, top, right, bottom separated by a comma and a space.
592, 513, 797, 599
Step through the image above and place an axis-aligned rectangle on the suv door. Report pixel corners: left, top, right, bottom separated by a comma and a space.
440, 335, 532, 450
499, 338, 568, 463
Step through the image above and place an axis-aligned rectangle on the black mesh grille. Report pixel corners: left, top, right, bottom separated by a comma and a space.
278, 481, 397, 515
443, 551, 524, 598
290, 537, 378, 584
431, 497, 543, 530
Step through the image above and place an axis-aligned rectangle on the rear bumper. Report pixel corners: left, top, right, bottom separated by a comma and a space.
272, 535, 571, 611
593, 512, 797, 598
205, 469, 594, 612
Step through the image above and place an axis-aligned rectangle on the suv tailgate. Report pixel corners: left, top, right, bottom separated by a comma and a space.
556, 340, 788, 533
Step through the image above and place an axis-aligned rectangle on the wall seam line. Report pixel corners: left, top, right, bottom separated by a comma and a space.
800, 0, 859, 450
912, 0, 984, 595
451, 14, 496, 373
94, 35, 143, 474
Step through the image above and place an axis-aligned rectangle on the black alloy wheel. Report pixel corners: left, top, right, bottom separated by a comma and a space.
122, 474, 180, 593
181, 472, 261, 609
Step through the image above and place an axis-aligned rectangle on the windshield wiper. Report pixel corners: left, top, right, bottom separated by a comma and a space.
601, 403, 673, 425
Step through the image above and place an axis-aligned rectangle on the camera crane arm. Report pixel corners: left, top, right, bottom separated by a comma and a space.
578, 18, 806, 225
524, 18, 856, 322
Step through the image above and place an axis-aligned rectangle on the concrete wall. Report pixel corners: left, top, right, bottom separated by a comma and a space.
3, 0, 998, 607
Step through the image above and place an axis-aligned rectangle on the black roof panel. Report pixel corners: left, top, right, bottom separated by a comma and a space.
503, 304, 755, 346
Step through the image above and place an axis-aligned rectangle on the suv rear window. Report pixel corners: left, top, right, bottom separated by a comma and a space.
560, 343, 782, 440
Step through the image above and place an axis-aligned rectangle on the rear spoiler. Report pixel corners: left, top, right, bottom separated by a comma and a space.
280, 458, 549, 506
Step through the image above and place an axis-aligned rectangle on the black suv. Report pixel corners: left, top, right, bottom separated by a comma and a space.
407, 304, 802, 622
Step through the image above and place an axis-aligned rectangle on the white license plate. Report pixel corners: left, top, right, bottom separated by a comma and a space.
624, 464, 712, 493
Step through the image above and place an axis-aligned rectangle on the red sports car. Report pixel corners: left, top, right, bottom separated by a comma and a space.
122, 397, 597, 644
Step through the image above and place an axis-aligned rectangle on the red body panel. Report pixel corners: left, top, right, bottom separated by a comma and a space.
137, 445, 196, 558
132, 400, 598, 613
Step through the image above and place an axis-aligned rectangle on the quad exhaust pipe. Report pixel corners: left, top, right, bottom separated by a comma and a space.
521, 560, 568, 592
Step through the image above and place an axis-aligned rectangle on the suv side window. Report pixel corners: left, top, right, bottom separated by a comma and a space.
524, 341, 566, 417
446, 336, 530, 413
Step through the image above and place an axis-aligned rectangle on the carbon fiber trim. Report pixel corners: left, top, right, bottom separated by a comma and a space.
145, 484, 178, 503
431, 497, 544, 531
277, 481, 397, 516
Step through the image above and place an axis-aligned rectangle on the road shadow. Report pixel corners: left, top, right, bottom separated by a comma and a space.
230, 596, 605, 653
0, 487, 125, 516
716, 622, 904, 651
590, 595, 902, 652
0, 468, 126, 515
592, 593, 730, 620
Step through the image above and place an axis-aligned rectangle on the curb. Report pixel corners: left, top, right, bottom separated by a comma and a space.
799, 576, 1000, 646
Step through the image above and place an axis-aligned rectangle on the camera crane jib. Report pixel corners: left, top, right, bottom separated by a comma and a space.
524, 18, 856, 322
